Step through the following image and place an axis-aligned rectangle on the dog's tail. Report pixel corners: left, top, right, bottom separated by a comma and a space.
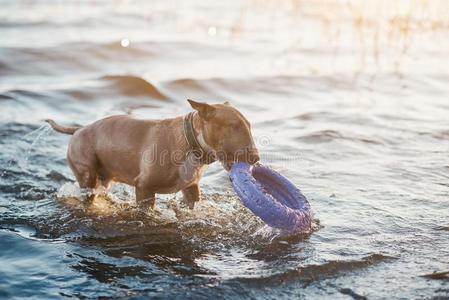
45, 119, 82, 135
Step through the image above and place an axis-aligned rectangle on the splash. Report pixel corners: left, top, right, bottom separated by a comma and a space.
55, 182, 307, 246
18, 125, 52, 172
0, 124, 51, 178
54, 181, 317, 251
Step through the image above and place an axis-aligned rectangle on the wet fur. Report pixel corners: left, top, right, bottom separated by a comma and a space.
47, 100, 259, 210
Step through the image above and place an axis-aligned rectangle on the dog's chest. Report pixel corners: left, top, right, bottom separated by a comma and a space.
156, 160, 207, 194
175, 161, 207, 190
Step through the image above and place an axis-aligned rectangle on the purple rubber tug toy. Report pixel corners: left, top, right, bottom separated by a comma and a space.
229, 162, 312, 232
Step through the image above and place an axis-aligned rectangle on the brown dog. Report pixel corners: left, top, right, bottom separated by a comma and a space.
46, 100, 259, 209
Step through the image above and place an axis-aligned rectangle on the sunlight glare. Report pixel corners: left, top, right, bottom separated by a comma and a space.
208, 26, 217, 37
120, 38, 130, 47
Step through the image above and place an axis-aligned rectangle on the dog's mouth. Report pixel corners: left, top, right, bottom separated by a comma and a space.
216, 152, 235, 171
220, 154, 260, 171
218, 150, 260, 171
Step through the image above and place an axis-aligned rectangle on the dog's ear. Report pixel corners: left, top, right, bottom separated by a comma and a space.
188, 99, 216, 120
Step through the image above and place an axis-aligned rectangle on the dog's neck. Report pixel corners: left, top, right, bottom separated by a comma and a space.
191, 112, 214, 155
182, 112, 216, 165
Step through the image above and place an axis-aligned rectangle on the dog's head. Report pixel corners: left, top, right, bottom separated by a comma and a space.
188, 99, 260, 170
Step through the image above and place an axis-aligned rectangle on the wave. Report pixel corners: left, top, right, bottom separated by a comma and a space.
168, 78, 210, 91
295, 129, 385, 145
0, 16, 118, 29
435, 225, 449, 231
5, 89, 47, 99
0, 122, 42, 141
297, 129, 343, 143
0, 93, 14, 100
1, 75, 169, 106
295, 112, 335, 121
0, 59, 12, 73
101, 75, 169, 100
0, 20, 50, 28
159, 75, 359, 104
233, 253, 393, 285
419, 129, 449, 140
0, 41, 153, 76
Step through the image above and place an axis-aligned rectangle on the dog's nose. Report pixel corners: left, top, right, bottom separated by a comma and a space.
247, 149, 260, 164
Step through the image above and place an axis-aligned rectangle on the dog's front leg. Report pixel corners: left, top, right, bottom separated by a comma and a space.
134, 170, 157, 210
135, 181, 156, 210
182, 184, 200, 209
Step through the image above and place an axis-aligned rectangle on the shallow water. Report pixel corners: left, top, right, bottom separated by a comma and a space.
1, 0, 449, 299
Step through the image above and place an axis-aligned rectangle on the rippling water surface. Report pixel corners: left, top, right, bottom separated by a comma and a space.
1, 0, 449, 299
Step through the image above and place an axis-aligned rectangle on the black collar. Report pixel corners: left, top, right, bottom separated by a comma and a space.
183, 112, 216, 165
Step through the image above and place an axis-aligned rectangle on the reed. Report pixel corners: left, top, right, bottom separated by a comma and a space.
236, 0, 449, 75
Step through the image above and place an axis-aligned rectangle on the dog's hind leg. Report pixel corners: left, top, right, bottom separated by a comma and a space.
97, 168, 113, 190
67, 149, 99, 204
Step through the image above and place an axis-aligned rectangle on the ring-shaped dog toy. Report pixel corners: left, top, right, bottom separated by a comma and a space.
229, 162, 312, 232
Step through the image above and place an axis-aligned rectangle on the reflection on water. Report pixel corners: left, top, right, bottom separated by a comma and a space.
1, 0, 449, 299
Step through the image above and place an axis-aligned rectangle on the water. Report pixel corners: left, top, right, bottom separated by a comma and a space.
1, 0, 449, 298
